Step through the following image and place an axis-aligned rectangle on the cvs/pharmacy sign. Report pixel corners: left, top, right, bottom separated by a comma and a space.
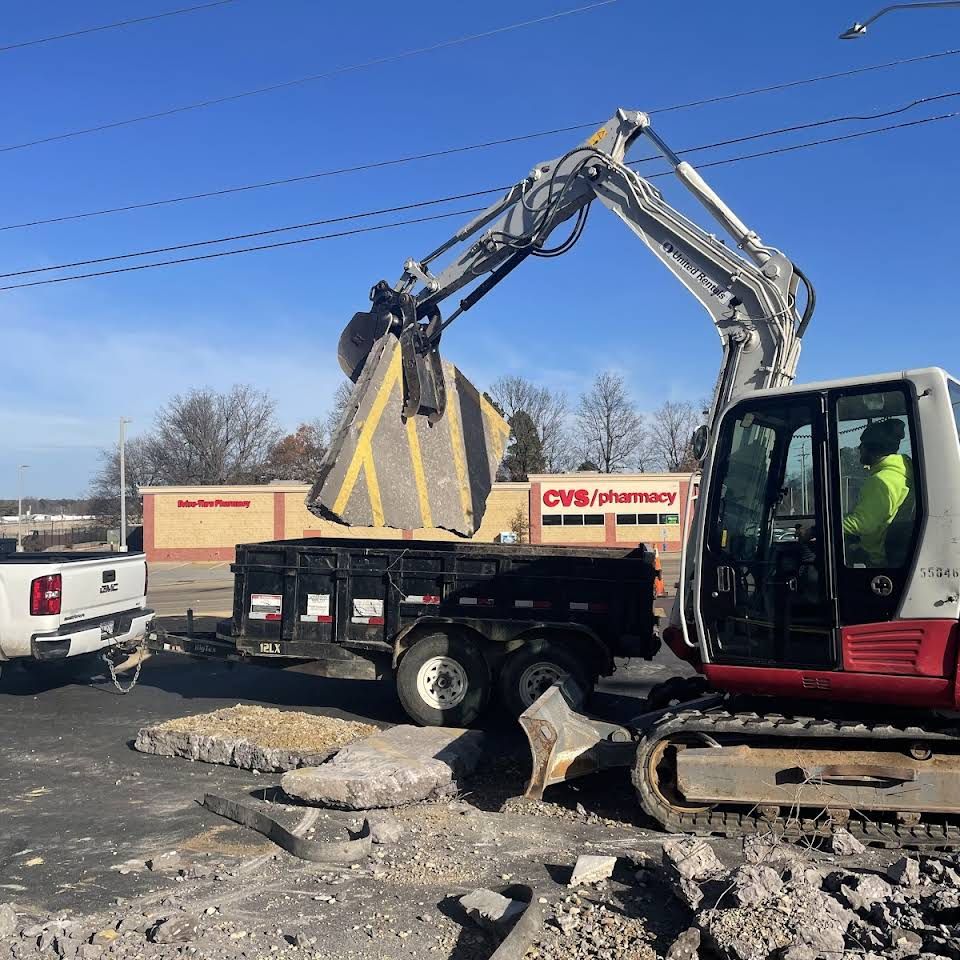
542, 488, 678, 509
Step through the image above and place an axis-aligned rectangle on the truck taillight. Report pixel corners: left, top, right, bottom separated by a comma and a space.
144, 563, 149, 598
30, 574, 62, 616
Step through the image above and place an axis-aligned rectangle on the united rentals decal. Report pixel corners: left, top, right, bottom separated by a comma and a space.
177, 499, 251, 508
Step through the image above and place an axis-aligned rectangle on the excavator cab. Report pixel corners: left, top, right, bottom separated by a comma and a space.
695, 372, 937, 683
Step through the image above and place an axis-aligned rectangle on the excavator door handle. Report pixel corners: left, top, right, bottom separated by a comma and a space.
716, 565, 735, 594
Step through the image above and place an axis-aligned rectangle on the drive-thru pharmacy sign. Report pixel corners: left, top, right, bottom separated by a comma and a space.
176, 499, 251, 508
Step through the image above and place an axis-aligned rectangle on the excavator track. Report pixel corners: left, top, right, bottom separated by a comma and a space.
633, 707, 960, 849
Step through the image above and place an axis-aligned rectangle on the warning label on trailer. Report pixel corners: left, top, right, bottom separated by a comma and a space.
306, 594, 330, 617
249, 593, 282, 620
352, 598, 383, 619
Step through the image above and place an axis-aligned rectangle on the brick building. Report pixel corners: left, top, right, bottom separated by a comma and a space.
140, 472, 692, 562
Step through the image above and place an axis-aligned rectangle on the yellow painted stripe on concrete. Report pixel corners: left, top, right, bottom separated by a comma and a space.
332, 348, 402, 516
444, 388, 473, 523
405, 415, 433, 528
362, 449, 385, 526
479, 394, 512, 452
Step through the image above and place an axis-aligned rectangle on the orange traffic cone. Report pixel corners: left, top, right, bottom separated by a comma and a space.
653, 546, 665, 598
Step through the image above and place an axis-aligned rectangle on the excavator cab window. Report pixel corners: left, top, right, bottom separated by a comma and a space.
700, 394, 834, 669
828, 383, 923, 626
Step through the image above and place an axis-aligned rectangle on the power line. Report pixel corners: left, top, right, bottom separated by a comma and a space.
5, 93, 956, 280
0, 208, 489, 292
0, 1, 242, 54
628, 91, 960, 167
0, 122, 599, 232
3, 47, 957, 232
657, 111, 957, 176
1, 110, 954, 294
0, 188, 502, 279
0, 0, 620, 155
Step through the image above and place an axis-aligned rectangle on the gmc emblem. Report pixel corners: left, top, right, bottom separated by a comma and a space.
99, 583, 119, 594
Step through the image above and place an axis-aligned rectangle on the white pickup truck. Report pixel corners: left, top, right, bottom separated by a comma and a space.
0, 552, 153, 664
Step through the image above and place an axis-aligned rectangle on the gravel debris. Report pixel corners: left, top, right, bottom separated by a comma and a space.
150, 705, 376, 753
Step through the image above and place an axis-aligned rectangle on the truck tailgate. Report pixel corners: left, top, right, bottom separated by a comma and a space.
60, 555, 146, 623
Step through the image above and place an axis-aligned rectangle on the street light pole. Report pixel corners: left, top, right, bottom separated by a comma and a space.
16, 464, 29, 552
119, 417, 132, 552
840, 2, 960, 38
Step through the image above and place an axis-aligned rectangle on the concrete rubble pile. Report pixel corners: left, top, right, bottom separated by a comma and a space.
6, 802, 960, 960
659, 836, 960, 960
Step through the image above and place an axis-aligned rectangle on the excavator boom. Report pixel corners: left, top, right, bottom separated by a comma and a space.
311, 109, 813, 535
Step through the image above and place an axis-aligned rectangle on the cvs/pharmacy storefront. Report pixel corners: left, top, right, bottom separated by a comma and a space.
528, 473, 694, 552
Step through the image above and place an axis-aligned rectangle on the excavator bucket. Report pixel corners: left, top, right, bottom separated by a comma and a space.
309, 333, 510, 537
519, 680, 637, 800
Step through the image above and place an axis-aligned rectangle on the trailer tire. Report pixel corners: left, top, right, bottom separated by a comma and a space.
396, 630, 492, 727
498, 640, 592, 718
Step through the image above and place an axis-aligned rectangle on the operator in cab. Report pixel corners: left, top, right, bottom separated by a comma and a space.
842, 419, 914, 566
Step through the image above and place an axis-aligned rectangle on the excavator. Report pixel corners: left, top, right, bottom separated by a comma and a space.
326, 108, 960, 845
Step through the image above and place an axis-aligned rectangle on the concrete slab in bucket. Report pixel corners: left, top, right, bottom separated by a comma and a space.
309, 336, 510, 537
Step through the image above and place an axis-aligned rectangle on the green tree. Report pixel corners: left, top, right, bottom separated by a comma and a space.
499, 410, 546, 481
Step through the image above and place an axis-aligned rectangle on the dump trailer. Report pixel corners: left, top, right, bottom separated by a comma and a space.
152, 536, 658, 726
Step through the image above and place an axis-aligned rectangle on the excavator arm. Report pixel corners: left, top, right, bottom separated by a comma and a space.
313, 108, 814, 534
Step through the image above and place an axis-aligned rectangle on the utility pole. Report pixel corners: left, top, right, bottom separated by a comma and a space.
119, 417, 132, 552
798, 445, 809, 515
16, 464, 29, 552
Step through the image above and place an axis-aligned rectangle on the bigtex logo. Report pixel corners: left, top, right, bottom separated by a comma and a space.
542, 489, 677, 508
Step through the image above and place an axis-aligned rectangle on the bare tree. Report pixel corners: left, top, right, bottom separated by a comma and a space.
489, 376, 571, 472
89, 435, 166, 521
139, 385, 282, 485
647, 399, 701, 472
324, 380, 356, 441
575, 372, 645, 473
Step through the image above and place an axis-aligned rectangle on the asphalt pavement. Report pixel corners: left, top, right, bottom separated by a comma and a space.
0, 557, 690, 919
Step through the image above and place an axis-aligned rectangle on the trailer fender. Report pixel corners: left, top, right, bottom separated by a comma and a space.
392, 618, 489, 668
505, 626, 611, 678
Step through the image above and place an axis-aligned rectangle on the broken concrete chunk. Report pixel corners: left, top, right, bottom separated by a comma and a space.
663, 836, 726, 908
149, 917, 198, 943
663, 837, 725, 883
741, 834, 802, 868
888, 927, 923, 960
459, 889, 524, 934
730, 864, 783, 907
666, 927, 700, 960
841, 874, 894, 915
146, 851, 183, 873
568, 855, 617, 887
90, 929, 119, 946
888, 857, 921, 888
0, 904, 17, 940
281, 726, 485, 809
368, 815, 404, 845
699, 885, 850, 960
830, 827, 866, 856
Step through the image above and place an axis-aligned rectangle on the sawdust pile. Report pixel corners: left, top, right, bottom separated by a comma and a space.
155, 705, 376, 753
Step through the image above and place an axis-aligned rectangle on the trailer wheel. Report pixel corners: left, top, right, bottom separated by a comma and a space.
396, 630, 492, 727
498, 640, 592, 717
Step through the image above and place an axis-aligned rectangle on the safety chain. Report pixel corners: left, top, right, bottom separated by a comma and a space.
101, 642, 145, 694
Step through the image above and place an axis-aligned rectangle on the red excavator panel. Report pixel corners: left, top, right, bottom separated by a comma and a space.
841, 620, 957, 678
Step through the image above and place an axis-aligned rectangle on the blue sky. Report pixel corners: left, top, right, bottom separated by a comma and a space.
2, 0, 958, 496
